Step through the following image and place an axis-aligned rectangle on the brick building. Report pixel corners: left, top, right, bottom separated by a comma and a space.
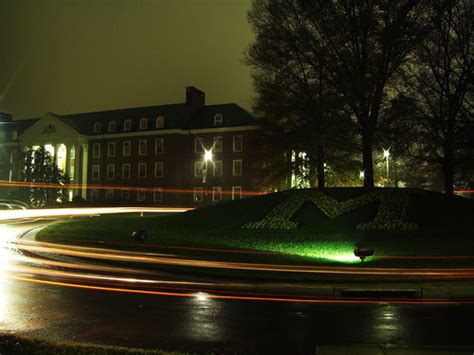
0, 87, 262, 206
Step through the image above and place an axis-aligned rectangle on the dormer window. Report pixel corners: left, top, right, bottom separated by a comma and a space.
123, 119, 132, 131
94, 122, 102, 134
156, 116, 165, 129
139, 118, 148, 130
213, 113, 223, 126
108, 121, 117, 133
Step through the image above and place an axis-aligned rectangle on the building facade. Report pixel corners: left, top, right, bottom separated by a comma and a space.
0, 87, 262, 206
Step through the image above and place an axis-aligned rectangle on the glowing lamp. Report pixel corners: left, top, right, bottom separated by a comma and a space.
204, 149, 213, 162
354, 242, 374, 262
383, 148, 390, 159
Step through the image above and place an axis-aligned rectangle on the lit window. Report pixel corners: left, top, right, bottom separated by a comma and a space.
212, 186, 222, 201
213, 136, 223, 153
156, 116, 165, 129
123, 120, 132, 131
122, 163, 131, 179
107, 142, 116, 157
193, 187, 203, 202
108, 121, 117, 133
137, 189, 146, 202
194, 161, 204, 177
154, 162, 164, 178
139, 140, 147, 155
155, 139, 164, 154
233, 160, 242, 176
213, 114, 223, 126
233, 135, 242, 152
232, 186, 242, 200
105, 189, 114, 200
92, 165, 100, 180
213, 160, 222, 177
106, 164, 115, 179
153, 187, 163, 202
94, 122, 102, 134
138, 162, 147, 178
139, 118, 148, 130
92, 143, 101, 158
123, 141, 131, 156
194, 137, 204, 153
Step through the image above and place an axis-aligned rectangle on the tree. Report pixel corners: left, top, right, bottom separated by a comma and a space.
246, 0, 429, 188
396, 0, 473, 194
21, 147, 69, 207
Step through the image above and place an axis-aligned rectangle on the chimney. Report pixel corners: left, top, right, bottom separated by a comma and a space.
186, 86, 205, 112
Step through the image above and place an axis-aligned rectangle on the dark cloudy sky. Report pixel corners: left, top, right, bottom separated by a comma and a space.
0, 0, 254, 120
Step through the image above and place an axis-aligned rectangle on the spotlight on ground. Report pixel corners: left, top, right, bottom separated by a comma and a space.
354, 242, 374, 262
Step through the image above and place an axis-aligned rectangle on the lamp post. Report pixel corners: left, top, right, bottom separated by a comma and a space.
202, 149, 213, 184
383, 148, 390, 181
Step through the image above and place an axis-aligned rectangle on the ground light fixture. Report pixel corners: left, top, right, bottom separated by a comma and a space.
131, 230, 147, 242
354, 242, 374, 262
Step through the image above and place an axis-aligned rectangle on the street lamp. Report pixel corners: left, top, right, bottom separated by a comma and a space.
202, 148, 213, 183
383, 148, 390, 181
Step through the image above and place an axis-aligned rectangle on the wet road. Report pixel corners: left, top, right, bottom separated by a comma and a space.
1, 216, 474, 353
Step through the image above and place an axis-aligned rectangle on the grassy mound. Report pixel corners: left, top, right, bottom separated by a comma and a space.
37, 188, 474, 265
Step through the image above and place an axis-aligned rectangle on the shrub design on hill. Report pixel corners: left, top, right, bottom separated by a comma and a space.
242, 189, 418, 231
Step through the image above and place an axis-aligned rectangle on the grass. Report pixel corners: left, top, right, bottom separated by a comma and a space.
36, 188, 474, 269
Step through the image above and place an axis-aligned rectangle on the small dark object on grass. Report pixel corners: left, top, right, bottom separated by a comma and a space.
132, 230, 148, 242
354, 242, 374, 262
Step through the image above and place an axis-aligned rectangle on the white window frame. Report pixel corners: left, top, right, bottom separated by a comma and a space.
94, 122, 102, 134
107, 142, 116, 157
138, 162, 147, 178
106, 164, 115, 179
137, 189, 146, 202
212, 186, 222, 201
105, 189, 114, 200
155, 138, 164, 155
213, 160, 222, 177
156, 116, 165, 128
139, 140, 147, 156
233, 135, 242, 152
194, 137, 204, 153
232, 186, 242, 200
233, 159, 242, 176
123, 141, 131, 157
108, 121, 116, 133
122, 163, 131, 179
154, 162, 164, 178
139, 118, 148, 130
213, 136, 223, 153
194, 161, 204, 177
121, 189, 130, 200
193, 187, 203, 202
213, 114, 223, 126
92, 165, 100, 180
92, 143, 101, 158
123, 119, 132, 131
153, 187, 163, 202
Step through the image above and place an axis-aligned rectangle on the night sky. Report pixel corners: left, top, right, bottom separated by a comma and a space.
0, 0, 253, 120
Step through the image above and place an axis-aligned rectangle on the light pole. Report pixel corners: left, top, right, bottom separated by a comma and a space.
383, 148, 390, 181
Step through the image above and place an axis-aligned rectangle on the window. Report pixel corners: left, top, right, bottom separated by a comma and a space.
233, 160, 242, 176
139, 140, 147, 155
138, 162, 147, 178
213, 113, 223, 126
123, 120, 132, 131
156, 116, 165, 128
105, 189, 114, 200
153, 187, 163, 202
92, 143, 101, 158
213, 160, 222, 177
122, 163, 131, 179
233, 135, 242, 152
108, 121, 116, 133
123, 141, 131, 156
232, 186, 242, 200
194, 161, 204, 177
91, 189, 99, 201
193, 187, 203, 202
212, 186, 222, 201
137, 189, 146, 202
213, 136, 223, 153
106, 164, 115, 179
139, 118, 148, 130
154, 162, 164, 177
121, 189, 130, 200
94, 122, 102, 134
194, 137, 204, 153
107, 142, 116, 157
92, 165, 100, 180
155, 139, 164, 155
